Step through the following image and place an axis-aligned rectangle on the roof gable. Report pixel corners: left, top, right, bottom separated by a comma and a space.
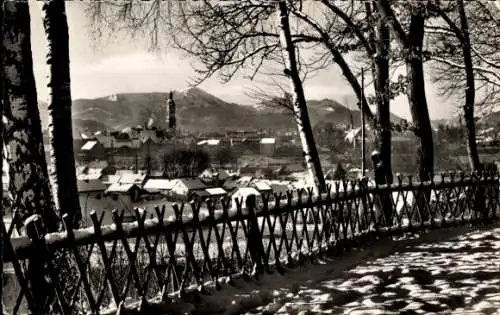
176, 178, 206, 190
205, 187, 227, 195
143, 179, 176, 191
105, 183, 138, 193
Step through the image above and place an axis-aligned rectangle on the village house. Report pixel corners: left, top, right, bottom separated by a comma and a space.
77, 179, 108, 226
197, 138, 228, 160
77, 167, 104, 181
105, 182, 142, 205
95, 134, 141, 156
143, 179, 176, 195
205, 187, 228, 198
115, 170, 147, 187
199, 168, 231, 186
259, 137, 277, 156
251, 181, 272, 194
79, 140, 107, 161
170, 178, 207, 201
230, 187, 262, 211
78, 180, 138, 226
236, 176, 254, 186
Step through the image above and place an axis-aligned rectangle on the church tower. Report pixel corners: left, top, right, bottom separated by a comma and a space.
166, 91, 176, 134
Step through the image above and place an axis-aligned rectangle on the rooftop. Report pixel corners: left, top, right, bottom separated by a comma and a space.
105, 183, 138, 194
260, 138, 276, 144
143, 179, 176, 191
205, 187, 228, 195
81, 141, 98, 151
176, 178, 206, 190
197, 139, 221, 146
77, 179, 107, 193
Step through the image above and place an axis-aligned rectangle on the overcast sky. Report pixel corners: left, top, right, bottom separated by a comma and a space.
29, 1, 460, 121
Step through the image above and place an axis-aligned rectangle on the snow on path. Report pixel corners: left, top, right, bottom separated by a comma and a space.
179, 224, 500, 315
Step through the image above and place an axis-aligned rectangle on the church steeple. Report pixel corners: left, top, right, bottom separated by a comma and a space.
166, 91, 176, 134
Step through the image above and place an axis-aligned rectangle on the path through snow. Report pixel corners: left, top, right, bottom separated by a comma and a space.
179, 224, 500, 315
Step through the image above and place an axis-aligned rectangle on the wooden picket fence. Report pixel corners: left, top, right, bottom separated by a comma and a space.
1, 171, 499, 314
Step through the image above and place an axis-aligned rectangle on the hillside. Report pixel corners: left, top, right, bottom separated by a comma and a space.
38, 88, 405, 135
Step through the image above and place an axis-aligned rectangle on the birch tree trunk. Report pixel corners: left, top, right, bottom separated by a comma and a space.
2, 1, 62, 312
277, 1, 326, 194
366, 1, 394, 225
0, 1, 4, 313
368, 1, 392, 183
2, 0, 59, 232
42, 0, 82, 228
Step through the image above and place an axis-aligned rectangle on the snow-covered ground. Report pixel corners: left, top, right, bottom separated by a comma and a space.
174, 224, 500, 315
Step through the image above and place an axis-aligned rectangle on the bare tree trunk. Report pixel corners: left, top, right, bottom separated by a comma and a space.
378, 0, 434, 183
457, 0, 480, 171
407, 13, 434, 182
367, 1, 394, 226
369, 1, 393, 183
42, 0, 82, 229
2, 0, 59, 232
277, 1, 326, 193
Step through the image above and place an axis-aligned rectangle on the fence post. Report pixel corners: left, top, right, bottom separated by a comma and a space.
25, 215, 51, 314
245, 195, 265, 277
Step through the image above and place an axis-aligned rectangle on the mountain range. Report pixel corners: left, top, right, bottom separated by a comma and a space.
38, 88, 408, 136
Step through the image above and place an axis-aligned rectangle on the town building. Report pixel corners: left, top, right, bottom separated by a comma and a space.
170, 178, 207, 200
105, 183, 142, 204
259, 138, 277, 156
143, 179, 176, 195
80, 141, 106, 161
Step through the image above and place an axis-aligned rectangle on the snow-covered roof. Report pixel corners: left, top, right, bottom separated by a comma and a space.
232, 187, 261, 198
200, 168, 231, 180
175, 178, 206, 190
260, 138, 276, 144
117, 172, 146, 185
236, 176, 253, 185
105, 183, 137, 194
253, 181, 272, 191
197, 139, 221, 146
143, 179, 176, 191
81, 141, 98, 151
205, 187, 227, 195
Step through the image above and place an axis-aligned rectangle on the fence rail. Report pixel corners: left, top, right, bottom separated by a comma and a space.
2, 172, 499, 314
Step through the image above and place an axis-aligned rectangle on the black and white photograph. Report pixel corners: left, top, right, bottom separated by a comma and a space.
1, 0, 500, 314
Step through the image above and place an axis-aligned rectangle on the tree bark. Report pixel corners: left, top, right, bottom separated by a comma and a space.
457, 0, 480, 171
42, 0, 82, 229
3, 2, 61, 312
407, 13, 434, 181
0, 1, 4, 313
370, 2, 393, 183
277, 1, 326, 193
378, 0, 434, 182
2, 0, 59, 232
366, 2, 394, 226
